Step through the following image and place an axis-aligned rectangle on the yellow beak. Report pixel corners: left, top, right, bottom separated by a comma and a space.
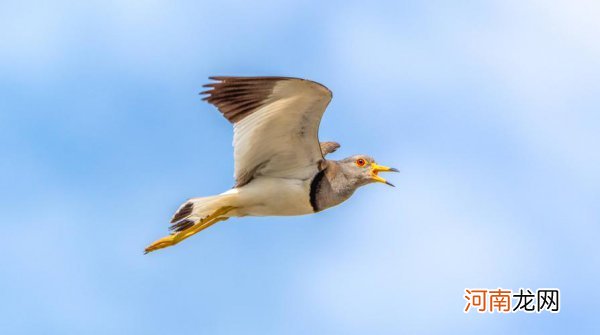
370, 163, 399, 187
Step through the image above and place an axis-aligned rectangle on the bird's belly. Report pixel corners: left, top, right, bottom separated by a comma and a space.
235, 177, 314, 216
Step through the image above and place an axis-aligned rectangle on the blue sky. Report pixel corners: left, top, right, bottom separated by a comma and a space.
1, 1, 599, 334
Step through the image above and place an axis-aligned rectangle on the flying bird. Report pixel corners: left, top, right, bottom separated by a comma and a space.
145, 76, 397, 253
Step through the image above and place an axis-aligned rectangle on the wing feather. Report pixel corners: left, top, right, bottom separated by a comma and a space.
201, 76, 332, 187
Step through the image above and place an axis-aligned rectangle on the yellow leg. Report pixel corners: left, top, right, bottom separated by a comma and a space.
144, 206, 235, 254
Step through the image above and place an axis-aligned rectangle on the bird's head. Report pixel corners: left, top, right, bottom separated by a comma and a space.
338, 155, 398, 188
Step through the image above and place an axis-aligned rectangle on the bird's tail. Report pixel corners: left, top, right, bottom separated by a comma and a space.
144, 192, 238, 254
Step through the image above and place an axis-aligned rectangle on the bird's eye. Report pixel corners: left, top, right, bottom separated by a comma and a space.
356, 158, 366, 167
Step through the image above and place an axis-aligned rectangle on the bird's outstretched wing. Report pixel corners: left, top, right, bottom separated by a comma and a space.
202, 76, 333, 187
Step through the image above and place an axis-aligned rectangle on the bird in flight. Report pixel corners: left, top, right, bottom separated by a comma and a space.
145, 76, 397, 253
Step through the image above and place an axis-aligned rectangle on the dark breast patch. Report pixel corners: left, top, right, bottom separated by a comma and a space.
309, 169, 326, 212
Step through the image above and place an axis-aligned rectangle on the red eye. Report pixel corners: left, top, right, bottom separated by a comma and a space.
356, 158, 366, 167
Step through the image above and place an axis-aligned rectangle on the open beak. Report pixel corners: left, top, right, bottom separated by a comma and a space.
370, 163, 399, 187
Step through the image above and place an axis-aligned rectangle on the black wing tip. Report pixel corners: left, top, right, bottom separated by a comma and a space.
207, 75, 296, 82
200, 75, 331, 123
206, 76, 331, 97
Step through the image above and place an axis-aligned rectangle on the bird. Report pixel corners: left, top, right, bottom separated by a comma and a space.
144, 76, 398, 254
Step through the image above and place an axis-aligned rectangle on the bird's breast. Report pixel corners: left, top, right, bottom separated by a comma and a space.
234, 176, 315, 216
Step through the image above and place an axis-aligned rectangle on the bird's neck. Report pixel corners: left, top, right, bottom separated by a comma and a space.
310, 160, 357, 212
